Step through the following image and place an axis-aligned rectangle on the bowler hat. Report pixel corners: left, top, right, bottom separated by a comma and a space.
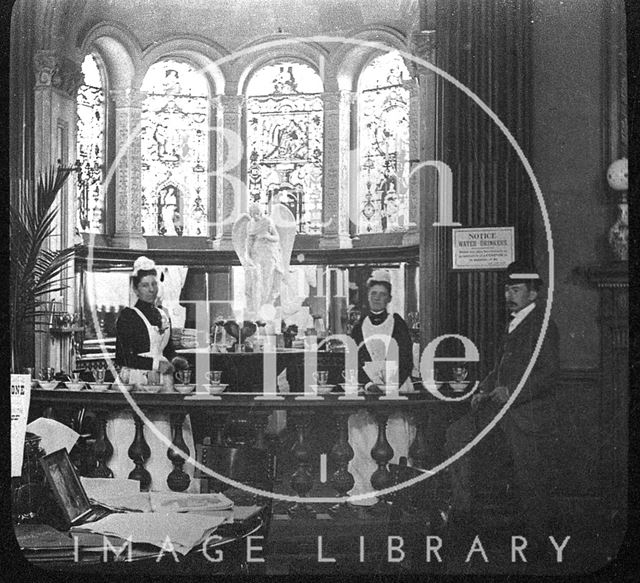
503, 261, 542, 286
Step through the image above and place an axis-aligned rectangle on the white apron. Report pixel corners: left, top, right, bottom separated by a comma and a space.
106, 306, 198, 492
348, 314, 416, 505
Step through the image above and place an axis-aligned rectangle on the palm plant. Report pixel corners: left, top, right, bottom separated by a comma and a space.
10, 166, 78, 372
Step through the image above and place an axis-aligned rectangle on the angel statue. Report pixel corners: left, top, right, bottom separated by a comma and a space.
232, 202, 296, 318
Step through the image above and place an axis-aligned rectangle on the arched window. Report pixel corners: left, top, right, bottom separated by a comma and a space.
246, 61, 324, 234
140, 59, 209, 236
357, 51, 411, 234
76, 53, 105, 233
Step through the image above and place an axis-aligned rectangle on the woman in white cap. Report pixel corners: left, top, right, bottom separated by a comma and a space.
108, 256, 196, 491
347, 269, 416, 506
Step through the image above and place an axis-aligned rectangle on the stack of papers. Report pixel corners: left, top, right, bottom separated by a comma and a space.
70, 512, 226, 555
80, 478, 233, 513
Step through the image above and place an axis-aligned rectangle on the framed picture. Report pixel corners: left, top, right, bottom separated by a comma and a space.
39, 449, 91, 525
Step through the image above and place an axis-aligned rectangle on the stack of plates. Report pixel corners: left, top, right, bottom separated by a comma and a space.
180, 328, 198, 349
170, 327, 183, 345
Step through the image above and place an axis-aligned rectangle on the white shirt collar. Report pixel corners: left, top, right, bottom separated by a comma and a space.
508, 301, 536, 333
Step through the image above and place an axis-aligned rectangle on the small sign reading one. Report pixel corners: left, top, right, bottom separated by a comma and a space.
11, 374, 32, 477
452, 227, 515, 270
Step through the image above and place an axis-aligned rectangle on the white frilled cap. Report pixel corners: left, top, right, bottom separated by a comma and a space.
131, 256, 156, 277
367, 269, 392, 286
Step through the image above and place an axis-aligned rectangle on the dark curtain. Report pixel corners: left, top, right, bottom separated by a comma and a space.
430, 0, 534, 378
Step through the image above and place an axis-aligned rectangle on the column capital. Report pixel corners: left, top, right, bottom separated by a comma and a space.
110, 88, 144, 109
33, 51, 84, 98
217, 94, 246, 111
33, 50, 58, 87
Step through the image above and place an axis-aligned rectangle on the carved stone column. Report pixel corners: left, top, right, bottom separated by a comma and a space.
110, 88, 146, 249
32, 50, 84, 373
216, 95, 245, 248
321, 91, 353, 249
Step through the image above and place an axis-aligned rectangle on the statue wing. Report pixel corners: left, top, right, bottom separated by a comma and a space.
271, 203, 297, 279
231, 213, 251, 268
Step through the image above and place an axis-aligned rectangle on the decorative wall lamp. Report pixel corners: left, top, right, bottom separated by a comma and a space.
606, 157, 628, 261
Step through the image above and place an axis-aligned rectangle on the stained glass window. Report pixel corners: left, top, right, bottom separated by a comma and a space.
358, 51, 411, 233
246, 61, 324, 234
140, 59, 209, 237
76, 54, 105, 233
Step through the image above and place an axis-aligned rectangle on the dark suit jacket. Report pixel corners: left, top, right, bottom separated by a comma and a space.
349, 313, 413, 386
479, 302, 560, 432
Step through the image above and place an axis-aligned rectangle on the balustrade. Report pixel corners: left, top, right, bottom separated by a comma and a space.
28, 390, 456, 512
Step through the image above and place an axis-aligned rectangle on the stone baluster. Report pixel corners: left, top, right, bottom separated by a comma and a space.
328, 411, 355, 516
167, 413, 191, 492
90, 411, 114, 478
288, 412, 316, 518
370, 412, 394, 493
128, 414, 151, 491
210, 414, 228, 446
408, 413, 429, 470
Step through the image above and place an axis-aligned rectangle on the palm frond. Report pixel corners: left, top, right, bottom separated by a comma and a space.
10, 166, 76, 371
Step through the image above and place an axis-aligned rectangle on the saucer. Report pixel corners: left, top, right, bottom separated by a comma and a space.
203, 383, 228, 395
422, 381, 447, 390
174, 383, 196, 395
112, 382, 135, 392
139, 384, 163, 393
38, 380, 59, 390
87, 382, 111, 392
449, 381, 470, 392
338, 383, 364, 394
309, 384, 334, 395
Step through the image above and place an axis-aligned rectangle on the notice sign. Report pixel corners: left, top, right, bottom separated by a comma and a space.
452, 227, 515, 270
11, 374, 32, 477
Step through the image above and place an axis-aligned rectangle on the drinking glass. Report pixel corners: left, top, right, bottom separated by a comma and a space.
313, 370, 329, 386
342, 369, 358, 386
452, 366, 469, 383
206, 370, 223, 385
146, 370, 160, 385
175, 369, 192, 385
93, 366, 106, 383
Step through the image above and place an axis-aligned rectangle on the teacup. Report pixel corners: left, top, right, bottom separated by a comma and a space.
175, 369, 192, 385
313, 370, 329, 386
342, 369, 358, 386
206, 370, 223, 385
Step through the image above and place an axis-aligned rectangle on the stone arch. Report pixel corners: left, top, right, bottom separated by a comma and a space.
79, 22, 141, 91
330, 25, 409, 92
140, 36, 228, 96
232, 36, 329, 96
